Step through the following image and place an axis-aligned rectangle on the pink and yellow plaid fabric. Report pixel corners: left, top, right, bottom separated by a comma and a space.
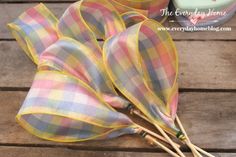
8, 2, 137, 142
18, 71, 135, 141
121, 12, 148, 28
57, 0, 130, 109
9, 0, 183, 141
58, 0, 125, 46
39, 37, 129, 109
103, 20, 181, 137
8, 3, 59, 64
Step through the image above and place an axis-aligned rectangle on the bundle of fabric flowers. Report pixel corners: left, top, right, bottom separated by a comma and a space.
8, 0, 215, 157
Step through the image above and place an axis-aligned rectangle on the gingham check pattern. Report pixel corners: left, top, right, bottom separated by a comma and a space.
8, 3, 59, 64
9, 0, 182, 141
103, 20, 180, 136
19, 71, 135, 141
9, 2, 136, 142
121, 12, 148, 28
39, 37, 130, 109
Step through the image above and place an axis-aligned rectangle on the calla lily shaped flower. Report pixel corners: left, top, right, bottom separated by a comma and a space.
103, 19, 183, 138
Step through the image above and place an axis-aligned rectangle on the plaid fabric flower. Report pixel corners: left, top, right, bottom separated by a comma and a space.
103, 19, 181, 137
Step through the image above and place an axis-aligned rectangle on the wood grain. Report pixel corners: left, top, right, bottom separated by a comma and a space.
0, 146, 234, 157
0, 3, 235, 40
0, 91, 235, 149
0, 41, 235, 89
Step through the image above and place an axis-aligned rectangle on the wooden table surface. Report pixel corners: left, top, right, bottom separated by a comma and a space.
0, 1, 236, 157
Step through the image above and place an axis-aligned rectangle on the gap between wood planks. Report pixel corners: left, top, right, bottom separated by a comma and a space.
0, 146, 235, 157
1, 87, 236, 93
1, 143, 236, 153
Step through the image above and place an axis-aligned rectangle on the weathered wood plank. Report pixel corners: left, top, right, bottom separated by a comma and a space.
0, 3, 69, 40
0, 146, 234, 157
0, 41, 36, 88
0, 3, 235, 40
177, 41, 236, 89
0, 41, 235, 89
0, 91, 235, 149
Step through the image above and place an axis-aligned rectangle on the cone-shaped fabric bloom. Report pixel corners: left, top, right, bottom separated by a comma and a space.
8, 3, 137, 142
124, 14, 179, 122
103, 19, 183, 138
17, 70, 136, 142
17, 38, 137, 141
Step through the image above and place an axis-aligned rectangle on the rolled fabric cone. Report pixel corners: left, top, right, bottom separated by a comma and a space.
103, 19, 188, 157
103, 19, 184, 139
16, 71, 136, 142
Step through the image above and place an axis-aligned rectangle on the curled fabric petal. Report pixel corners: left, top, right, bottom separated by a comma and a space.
58, 0, 125, 45
103, 19, 181, 137
136, 21, 179, 119
7, 3, 59, 64
57, 0, 129, 109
